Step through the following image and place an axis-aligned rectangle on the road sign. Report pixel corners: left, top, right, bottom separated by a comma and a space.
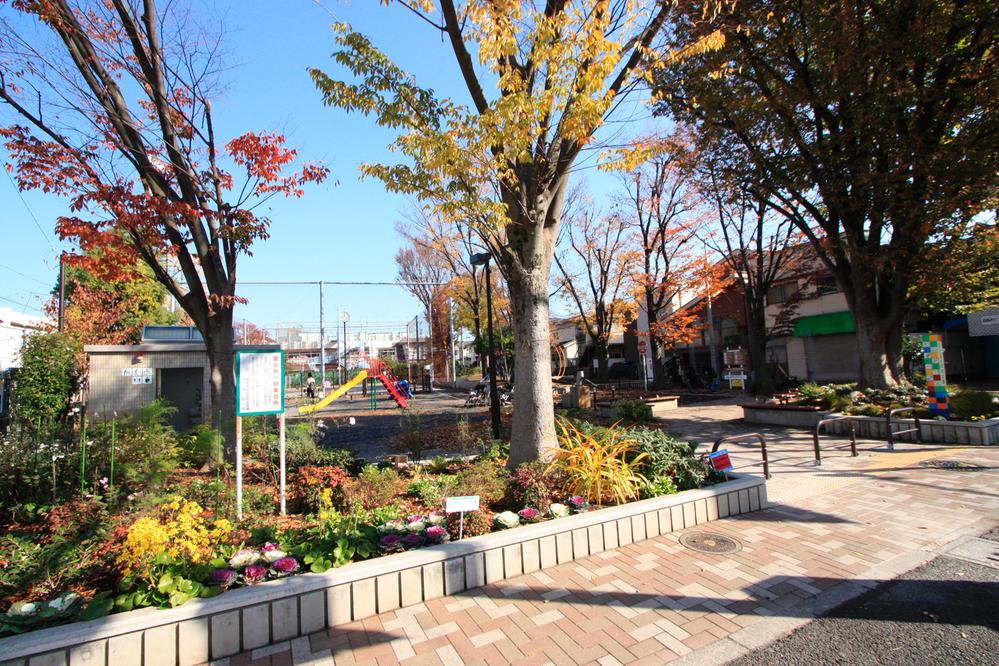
638, 340, 647, 354
236, 350, 285, 416
709, 449, 734, 473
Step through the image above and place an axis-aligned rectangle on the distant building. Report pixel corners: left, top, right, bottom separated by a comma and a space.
0, 307, 50, 370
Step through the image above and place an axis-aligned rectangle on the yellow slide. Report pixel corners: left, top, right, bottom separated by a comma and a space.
299, 370, 368, 414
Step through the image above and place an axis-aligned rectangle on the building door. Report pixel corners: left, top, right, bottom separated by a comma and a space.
159, 367, 204, 432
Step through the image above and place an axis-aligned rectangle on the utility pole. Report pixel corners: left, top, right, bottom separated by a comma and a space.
57, 254, 65, 333
319, 281, 326, 397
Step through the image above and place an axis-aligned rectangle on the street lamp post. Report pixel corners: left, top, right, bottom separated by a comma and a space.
470, 252, 501, 439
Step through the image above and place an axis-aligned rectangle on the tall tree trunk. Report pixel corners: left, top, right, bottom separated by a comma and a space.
506, 267, 557, 467
884, 318, 906, 383
853, 313, 896, 389
644, 288, 665, 388
595, 340, 609, 382
744, 296, 772, 394
204, 310, 236, 460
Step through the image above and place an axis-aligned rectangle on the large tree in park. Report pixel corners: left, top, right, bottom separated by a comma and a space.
0, 0, 326, 451
553, 200, 635, 381
312, 1, 724, 465
657, 0, 999, 387
697, 160, 798, 394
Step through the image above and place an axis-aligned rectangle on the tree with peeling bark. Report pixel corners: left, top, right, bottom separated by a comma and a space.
553, 200, 636, 381
0, 0, 327, 454
657, 0, 999, 387
312, 0, 725, 466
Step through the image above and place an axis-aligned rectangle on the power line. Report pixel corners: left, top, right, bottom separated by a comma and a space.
4, 170, 56, 254
240, 280, 447, 287
0, 294, 46, 314
0, 263, 51, 287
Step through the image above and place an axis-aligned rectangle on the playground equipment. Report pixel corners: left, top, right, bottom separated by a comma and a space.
299, 358, 409, 414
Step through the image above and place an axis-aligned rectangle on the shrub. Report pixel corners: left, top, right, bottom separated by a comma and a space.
293, 466, 350, 512
342, 465, 402, 511
613, 399, 652, 423
949, 391, 999, 419
505, 461, 568, 511
394, 412, 431, 462
454, 460, 508, 504
552, 419, 647, 505
178, 425, 221, 468
624, 428, 708, 491
407, 476, 458, 509
445, 509, 493, 540
112, 400, 180, 491
640, 476, 678, 499
12, 333, 80, 426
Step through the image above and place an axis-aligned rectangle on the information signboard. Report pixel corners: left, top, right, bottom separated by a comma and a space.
445, 495, 481, 513
708, 449, 734, 473
236, 350, 285, 416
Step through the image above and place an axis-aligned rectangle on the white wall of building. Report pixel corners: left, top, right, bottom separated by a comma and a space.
0, 307, 51, 370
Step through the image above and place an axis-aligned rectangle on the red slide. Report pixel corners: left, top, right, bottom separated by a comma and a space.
368, 359, 409, 409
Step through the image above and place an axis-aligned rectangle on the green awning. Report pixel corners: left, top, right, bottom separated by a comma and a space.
793, 311, 856, 337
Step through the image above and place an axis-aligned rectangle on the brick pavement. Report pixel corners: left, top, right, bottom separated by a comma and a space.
215, 403, 999, 666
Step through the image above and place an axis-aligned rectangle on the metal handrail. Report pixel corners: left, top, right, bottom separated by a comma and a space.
712, 433, 770, 479
886, 407, 922, 450
813, 416, 857, 464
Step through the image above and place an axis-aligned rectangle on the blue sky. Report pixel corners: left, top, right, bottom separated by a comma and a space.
0, 0, 659, 336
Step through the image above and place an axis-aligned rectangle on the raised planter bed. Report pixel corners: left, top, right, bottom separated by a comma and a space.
595, 395, 680, 419
0, 475, 767, 666
742, 403, 829, 428
822, 413, 999, 445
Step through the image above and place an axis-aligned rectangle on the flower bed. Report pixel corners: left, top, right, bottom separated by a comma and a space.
821, 413, 999, 445
742, 403, 829, 428
0, 473, 767, 666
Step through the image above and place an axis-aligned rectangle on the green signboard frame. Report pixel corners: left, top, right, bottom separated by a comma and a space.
235, 349, 286, 416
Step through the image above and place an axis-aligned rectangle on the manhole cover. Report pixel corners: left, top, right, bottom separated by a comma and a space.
919, 459, 984, 472
679, 532, 742, 554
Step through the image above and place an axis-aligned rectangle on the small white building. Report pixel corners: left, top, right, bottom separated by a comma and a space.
0, 307, 51, 370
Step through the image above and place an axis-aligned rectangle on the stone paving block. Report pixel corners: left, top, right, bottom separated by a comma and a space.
27, 654, 65, 666
670, 504, 684, 530
327, 583, 352, 626
465, 552, 486, 589
750, 486, 761, 511
0, 658, 26, 666
271, 596, 299, 642
444, 558, 466, 595
539, 534, 558, 568
631, 514, 647, 542
588, 524, 605, 553
377, 572, 402, 613
718, 493, 730, 518
485, 548, 505, 583
644, 511, 660, 538
107, 632, 142, 665
728, 492, 740, 516
177, 618, 208, 666
146, 622, 179, 665
695, 499, 708, 525
352, 577, 377, 619
556, 531, 574, 564
242, 603, 271, 650
400, 567, 423, 608
739, 489, 751, 514
759, 483, 769, 508
300, 590, 326, 635
522, 539, 541, 573
617, 517, 633, 545
658, 508, 672, 534
68, 641, 105, 666
682, 501, 696, 528
603, 521, 619, 550
706, 495, 720, 521
572, 528, 590, 558
423, 563, 445, 600
504, 543, 524, 577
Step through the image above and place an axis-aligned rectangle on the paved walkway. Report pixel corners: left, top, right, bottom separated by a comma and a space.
218, 403, 999, 665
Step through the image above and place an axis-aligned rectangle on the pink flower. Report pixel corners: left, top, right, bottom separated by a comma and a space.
210, 569, 238, 588
379, 534, 404, 552
518, 507, 541, 522
407, 514, 424, 523
425, 525, 448, 543
262, 542, 280, 552
403, 533, 426, 548
243, 565, 268, 583
271, 557, 299, 574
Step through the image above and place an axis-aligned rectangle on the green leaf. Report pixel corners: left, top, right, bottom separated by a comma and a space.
80, 596, 113, 621
156, 574, 175, 594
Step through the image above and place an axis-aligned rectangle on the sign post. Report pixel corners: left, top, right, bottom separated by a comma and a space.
708, 449, 734, 481
445, 495, 480, 540
236, 349, 286, 519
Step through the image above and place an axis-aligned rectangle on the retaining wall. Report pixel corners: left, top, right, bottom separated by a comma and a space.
823, 414, 999, 445
0, 475, 767, 666
742, 404, 829, 428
